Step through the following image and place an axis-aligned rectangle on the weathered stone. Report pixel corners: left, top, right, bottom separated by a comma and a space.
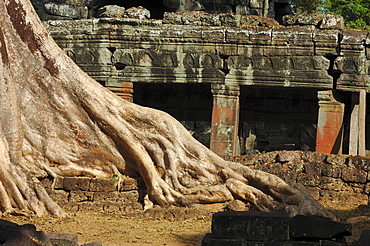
201, 233, 246, 246
46, 188, 69, 202
297, 173, 319, 186
320, 14, 344, 30
3, 223, 53, 246
80, 242, 103, 246
39, 177, 53, 188
0, 219, 19, 242
318, 176, 345, 191
58, 202, 80, 212
212, 211, 290, 241
103, 202, 121, 212
364, 183, 370, 194
342, 166, 367, 183
125, 6, 150, 20
225, 200, 248, 211
44, 3, 88, 19
162, 12, 183, 25
69, 191, 93, 202
326, 155, 346, 166
219, 13, 241, 26
201, 14, 222, 26
53, 176, 65, 189
120, 177, 144, 191
290, 215, 352, 240
321, 241, 348, 246
46, 232, 78, 246
117, 190, 140, 203
276, 151, 301, 163
348, 155, 370, 171
356, 229, 370, 246
93, 191, 119, 202
320, 164, 342, 178
63, 177, 90, 191
78, 203, 104, 212
89, 178, 117, 192
97, 5, 125, 18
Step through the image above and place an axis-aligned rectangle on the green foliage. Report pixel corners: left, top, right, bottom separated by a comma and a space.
290, 0, 324, 14
323, 0, 370, 30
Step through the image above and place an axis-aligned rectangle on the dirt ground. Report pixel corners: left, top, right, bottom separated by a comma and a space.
2, 203, 370, 246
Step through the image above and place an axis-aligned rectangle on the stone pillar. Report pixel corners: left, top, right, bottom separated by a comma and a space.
210, 84, 240, 157
108, 82, 134, 102
316, 90, 344, 154
349, 90, 366, 155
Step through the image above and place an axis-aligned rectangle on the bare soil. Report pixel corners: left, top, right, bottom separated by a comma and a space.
2, 203, 370, 246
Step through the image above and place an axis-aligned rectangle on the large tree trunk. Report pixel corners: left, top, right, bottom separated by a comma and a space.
0, 0, 335, 219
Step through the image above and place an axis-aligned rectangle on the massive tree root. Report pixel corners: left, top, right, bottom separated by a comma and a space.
0, 0, 335, 219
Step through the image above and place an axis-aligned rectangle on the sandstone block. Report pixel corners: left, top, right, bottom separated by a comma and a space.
53, 176, 65, 189
219, 13, 241, 27
118, 190, 140, 203
125, 6, 150, 20
356, 229, 370, 246
46, 188, 69, 202
348, 155, 370, 171
364, 183, 370, 194
201, 233, 245, 246
69, 191, 93, 202
320, 14, 344, 30
326, 155, 346, 166
93, 191, 119, 202
318, 176, 345, 191
63, 177, 90, 191
97, 5, 125, 18
320, 164, 342, 178
103, 202, 120, 212
4, 223, 53, 246
342, 167, 367, 183
297, 173, 319, 186
89, 178, 117, 192
163, 12, 183, 25
212, 211, 290, 241
44, 3, 88, 19
290, 215, 351, 240
47, 232, 78, 246
39, 177, 53, 188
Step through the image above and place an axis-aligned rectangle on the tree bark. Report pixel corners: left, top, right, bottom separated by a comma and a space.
0, 0, 335, 219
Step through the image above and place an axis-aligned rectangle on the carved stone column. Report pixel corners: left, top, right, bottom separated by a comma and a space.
210, 84, 240, 157
108, 82, 134, 102
316, 90, 344, 154
349, 90, 366, 155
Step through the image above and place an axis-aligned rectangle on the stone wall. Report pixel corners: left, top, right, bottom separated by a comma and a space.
230, 151, 370, 210
40, 151, 370, 212
40, 176, 146, 212
31, 0, 291, 21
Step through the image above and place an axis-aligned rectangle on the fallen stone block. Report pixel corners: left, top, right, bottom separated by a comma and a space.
356, 229, 370, 246
211, 211, 290, 241
289, 215, 352, 240
2, 223, 53, 246
47, 232, 78, 246
202, 233, 246, 246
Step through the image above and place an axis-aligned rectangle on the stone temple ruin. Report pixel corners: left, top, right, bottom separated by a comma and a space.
31, 0, 370, 159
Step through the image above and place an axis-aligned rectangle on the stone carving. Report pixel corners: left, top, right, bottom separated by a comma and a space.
283, 14, 345, 30
97, 5, 125, 18
32, 0, 292, 21
43, 13, 369, 90
138, 52, 153, 67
